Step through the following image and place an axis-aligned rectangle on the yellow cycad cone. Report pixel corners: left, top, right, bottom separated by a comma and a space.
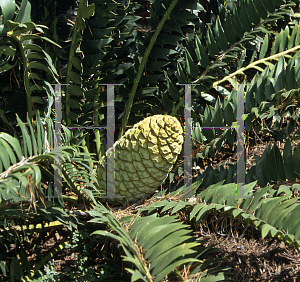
97, 115, 183, 203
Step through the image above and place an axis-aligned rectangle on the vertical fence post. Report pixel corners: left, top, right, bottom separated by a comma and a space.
183, 84, 192, 198
50, 83, 69, 199
236, 83, 246, 198
229, 83, 252, 200
177, 84, 201, 198
105, 84, 116, 198
53, 84, 62, 198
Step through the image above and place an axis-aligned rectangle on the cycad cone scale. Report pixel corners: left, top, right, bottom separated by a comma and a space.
97, 115, 184, 203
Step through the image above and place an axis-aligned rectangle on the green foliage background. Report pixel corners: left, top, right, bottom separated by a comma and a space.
0, 0, 300, 281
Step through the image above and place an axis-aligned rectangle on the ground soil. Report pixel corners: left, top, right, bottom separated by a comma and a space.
195, 212, 300, 281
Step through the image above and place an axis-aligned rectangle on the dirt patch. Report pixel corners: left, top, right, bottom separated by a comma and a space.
197, 217, 300, 281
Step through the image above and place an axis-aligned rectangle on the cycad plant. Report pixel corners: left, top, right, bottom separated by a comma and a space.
0, 0, 300, 281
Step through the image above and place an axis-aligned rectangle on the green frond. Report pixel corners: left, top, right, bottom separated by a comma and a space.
194, 181, 300, 249
0, 113, 97, 208
90, 202, 200, 282
139, 180, 300, 250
